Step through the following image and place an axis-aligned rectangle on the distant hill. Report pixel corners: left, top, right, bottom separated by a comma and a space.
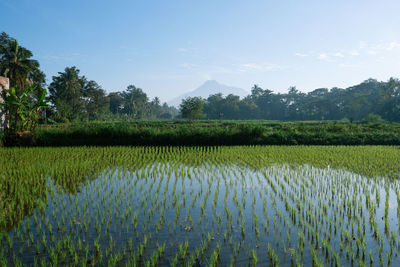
168, 80, 248, 106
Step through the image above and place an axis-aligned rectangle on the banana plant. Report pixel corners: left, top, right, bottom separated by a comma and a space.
19, 86, 48, 131
0, 86, 20, 132
0, 85, 48, 134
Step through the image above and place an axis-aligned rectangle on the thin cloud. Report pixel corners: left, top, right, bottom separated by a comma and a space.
379, 41, 400, 51
146, 74, 190, 81
359, 41, 400, 55
240, 63, 282, 72
316, 52, 346, 62
295, 53, 308, 57
348, 50, 359, 56
318, 53, 329, 60
338, 63, 359, 68
180, 63, 197, 69
333, 52, 344, 58
386, 41, 400, 50
312, 41, 400, 63
37, 52, 86, 62
359, 41, 367, 49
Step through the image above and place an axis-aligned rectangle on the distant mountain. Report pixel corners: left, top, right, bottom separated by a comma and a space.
168, 80, 249, 106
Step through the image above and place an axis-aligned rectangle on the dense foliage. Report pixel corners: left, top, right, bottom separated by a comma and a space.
26, 120, 400, 146
0, 32, 178, 124
202, 81, 400, 122
180, 96, 204, 120
45, 76, 400, 123
48, 67, 109, 121
1, 31, 399, 125
47, 67, 179, 122
0, 85, 47, 133
0, 32, 45, 95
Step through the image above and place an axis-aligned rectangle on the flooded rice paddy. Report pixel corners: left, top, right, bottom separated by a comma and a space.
1, 146, 400, 266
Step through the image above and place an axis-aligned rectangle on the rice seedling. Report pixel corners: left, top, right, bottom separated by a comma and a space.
249, 248, 258, 266
0, 146, 399, 265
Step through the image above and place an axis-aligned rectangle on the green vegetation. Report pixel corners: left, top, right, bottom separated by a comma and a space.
48, 66, 109, 121
47, 67, 179, 122
27, 120, 400, 146
202, 81, 400, 122
0, 32, 45, 95
0, 32, 179, 125
180, 96, 204, 120
2, 32, 400, 125
0, 146, 399, 265
0, 32, 399, 266
47, 68, 178, 122
0, 85, 47, 132
0, 85, 48, 146
2, 30, 398, 148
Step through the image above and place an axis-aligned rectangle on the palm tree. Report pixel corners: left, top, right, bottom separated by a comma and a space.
0, 40, 40, 92
121, 85, 149, 118
48, 66, 86, 121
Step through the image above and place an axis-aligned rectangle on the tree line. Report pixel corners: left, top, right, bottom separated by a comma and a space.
192, 79, 399, 122
47, 66, 178, 122
0, 32, 178, 124
1, 31, 399, 124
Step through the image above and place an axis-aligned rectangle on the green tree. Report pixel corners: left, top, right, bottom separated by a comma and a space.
149, 97, 162, 118
204, 93, 224, 119
108, 92, 124, 114
159, 102, 178, 119
250, 84, 274, 119
362, 113, 385, 123
377, 78, 400, 122
108, 88, 177, 119
180, 96, 204, 120
0, 32, 44, 94
48, 66, 85, 121
120, 85, 149, 118
48, 66, 109, 121
83, 80, 109, 120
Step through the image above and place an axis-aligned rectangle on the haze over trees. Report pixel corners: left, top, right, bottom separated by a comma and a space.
200, 79, 400, 122
180, 96, 204, 120
1, 31, 399, 123
47, 67, 179, 122
0, 33, 178, 123
169, 80, 248, 107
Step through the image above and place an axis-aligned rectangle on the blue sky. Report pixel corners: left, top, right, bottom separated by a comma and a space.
2, 0, 400, 102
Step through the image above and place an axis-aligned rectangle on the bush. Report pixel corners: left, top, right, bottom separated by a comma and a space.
362, 113, 385, 124
21, 120, 400, 147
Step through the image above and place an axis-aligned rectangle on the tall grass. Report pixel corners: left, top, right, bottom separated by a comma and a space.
27, 120, 400, 146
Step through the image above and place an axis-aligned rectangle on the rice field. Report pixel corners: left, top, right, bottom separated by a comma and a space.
1, 146, 400, 266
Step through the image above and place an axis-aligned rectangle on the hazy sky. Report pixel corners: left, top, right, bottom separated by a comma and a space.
2, 0, 400, 102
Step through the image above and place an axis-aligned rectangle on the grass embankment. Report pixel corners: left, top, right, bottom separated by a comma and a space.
28, 120, 400, 146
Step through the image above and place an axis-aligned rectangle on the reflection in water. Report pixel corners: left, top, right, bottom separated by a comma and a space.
1, 162, 399, 266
